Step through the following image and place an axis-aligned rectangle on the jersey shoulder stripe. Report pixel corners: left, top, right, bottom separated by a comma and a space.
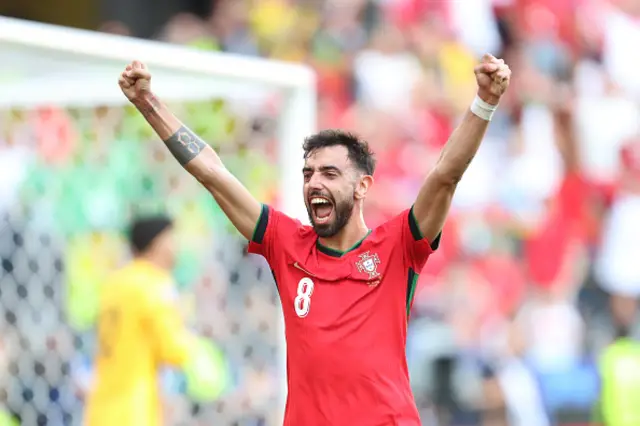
251, 204, 270, 244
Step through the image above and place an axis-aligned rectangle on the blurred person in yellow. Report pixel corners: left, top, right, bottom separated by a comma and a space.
84, 215, 227, 426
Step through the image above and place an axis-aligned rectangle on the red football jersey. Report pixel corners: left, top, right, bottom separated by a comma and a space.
248, 204, 439, 426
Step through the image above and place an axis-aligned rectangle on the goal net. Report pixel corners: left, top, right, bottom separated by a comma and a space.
0, 17, 315, 426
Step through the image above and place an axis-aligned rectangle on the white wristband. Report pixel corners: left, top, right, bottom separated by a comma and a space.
470, 95, 498, 121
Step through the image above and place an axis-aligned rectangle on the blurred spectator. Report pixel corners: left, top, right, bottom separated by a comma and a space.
596, 138, 640, 299
482, 322, 550, 426
98, 21, 131, 36
160, 13, 218, 50
209, 0, 259, 56
595, 315, 640, 426
354, 23, 423, 114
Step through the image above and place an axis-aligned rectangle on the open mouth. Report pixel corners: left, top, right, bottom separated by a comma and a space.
310, 196, 334, 225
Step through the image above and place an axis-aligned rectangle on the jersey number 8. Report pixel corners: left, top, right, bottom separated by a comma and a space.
294, 277, 314, 318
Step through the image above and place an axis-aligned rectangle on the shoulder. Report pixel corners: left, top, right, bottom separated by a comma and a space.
102, 266, 135, 293
248, 204, 315, 262
345, 213, 414, 269
126, 261, 173, 285
107, 263, 174, 304
375, 207, 440, 249
373, 208, 419, 239
253, 204, 314, 242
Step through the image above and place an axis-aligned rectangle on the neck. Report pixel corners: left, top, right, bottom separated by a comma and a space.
318, 211, 369, 253
137, 253, 170, 271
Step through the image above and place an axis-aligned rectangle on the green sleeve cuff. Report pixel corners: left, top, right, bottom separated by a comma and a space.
250, 204, 269, 243
409, 206, 441, 250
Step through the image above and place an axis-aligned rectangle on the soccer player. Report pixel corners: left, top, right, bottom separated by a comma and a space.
118, 54, 511, 425
84, 216, 221, 426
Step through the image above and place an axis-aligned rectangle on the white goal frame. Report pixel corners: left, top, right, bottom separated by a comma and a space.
0, 16, 316, 415
0, 16, 316, 223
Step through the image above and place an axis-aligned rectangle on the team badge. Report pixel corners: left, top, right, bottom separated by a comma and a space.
356, 251, 381, 280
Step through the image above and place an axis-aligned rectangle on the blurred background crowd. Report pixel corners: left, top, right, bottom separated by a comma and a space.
1, 0, 640, 425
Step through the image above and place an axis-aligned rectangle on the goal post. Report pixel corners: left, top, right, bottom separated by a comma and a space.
0, 16, 315, 425
0, 16, 316, 222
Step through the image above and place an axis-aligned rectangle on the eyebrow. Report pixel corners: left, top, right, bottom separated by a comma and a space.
302, 165, 342, 174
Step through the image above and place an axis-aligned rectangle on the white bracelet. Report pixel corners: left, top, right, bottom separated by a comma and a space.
470, 95, 498, 121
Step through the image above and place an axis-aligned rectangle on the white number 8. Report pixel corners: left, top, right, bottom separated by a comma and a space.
294, 277, 314, 318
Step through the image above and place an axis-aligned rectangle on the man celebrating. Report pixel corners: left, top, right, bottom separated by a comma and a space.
118, 54, 510, 425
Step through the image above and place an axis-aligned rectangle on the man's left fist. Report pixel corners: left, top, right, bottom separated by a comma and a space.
474, 54, 511, 105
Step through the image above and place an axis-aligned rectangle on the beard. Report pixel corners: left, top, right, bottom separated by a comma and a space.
307, 195, 354, 238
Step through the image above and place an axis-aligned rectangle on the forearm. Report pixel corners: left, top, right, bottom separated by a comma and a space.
132, 93, 224, 170
554, 108, 579, 172
131, 92, 261, 239
412, 55, 508, 240
412, 108, 491, 241
434, 109, 490, 183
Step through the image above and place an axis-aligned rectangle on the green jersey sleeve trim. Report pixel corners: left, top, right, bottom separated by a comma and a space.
406, 268, 419, 318
408, 205, 442, 251
251, 204, 269, 244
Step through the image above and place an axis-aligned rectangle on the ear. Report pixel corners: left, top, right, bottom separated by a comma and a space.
354, 175, 374, 200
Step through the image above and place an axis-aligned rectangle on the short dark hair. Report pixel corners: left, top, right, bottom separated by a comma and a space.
303, 129, 376, 176
128, 215, 173, 254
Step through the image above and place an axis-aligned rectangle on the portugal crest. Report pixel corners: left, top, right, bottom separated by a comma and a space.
356, 251, 381, 279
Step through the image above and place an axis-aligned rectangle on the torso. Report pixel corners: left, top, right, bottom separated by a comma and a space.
269, 219, 421, 425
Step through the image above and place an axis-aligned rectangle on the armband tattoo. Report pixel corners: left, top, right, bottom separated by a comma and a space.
164, 126, 207, 166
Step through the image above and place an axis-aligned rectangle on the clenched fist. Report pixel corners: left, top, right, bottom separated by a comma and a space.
118, 60, 152, 103
474, 54, 511, 105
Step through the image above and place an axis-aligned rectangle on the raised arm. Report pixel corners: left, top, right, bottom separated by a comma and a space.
118, 60, 261, 240
412, 54, 511, 243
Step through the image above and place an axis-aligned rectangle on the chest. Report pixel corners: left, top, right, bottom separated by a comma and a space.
291, 272, 380, 324
275, 250, 406, 329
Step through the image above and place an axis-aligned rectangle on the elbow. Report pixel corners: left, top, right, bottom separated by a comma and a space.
433, 147, 476, 185
189, 161, 226, 187
431, 163, 464, 187
183, 147, 226, 187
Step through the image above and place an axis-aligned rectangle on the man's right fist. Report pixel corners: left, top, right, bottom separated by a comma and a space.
118, 60, 151, 102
